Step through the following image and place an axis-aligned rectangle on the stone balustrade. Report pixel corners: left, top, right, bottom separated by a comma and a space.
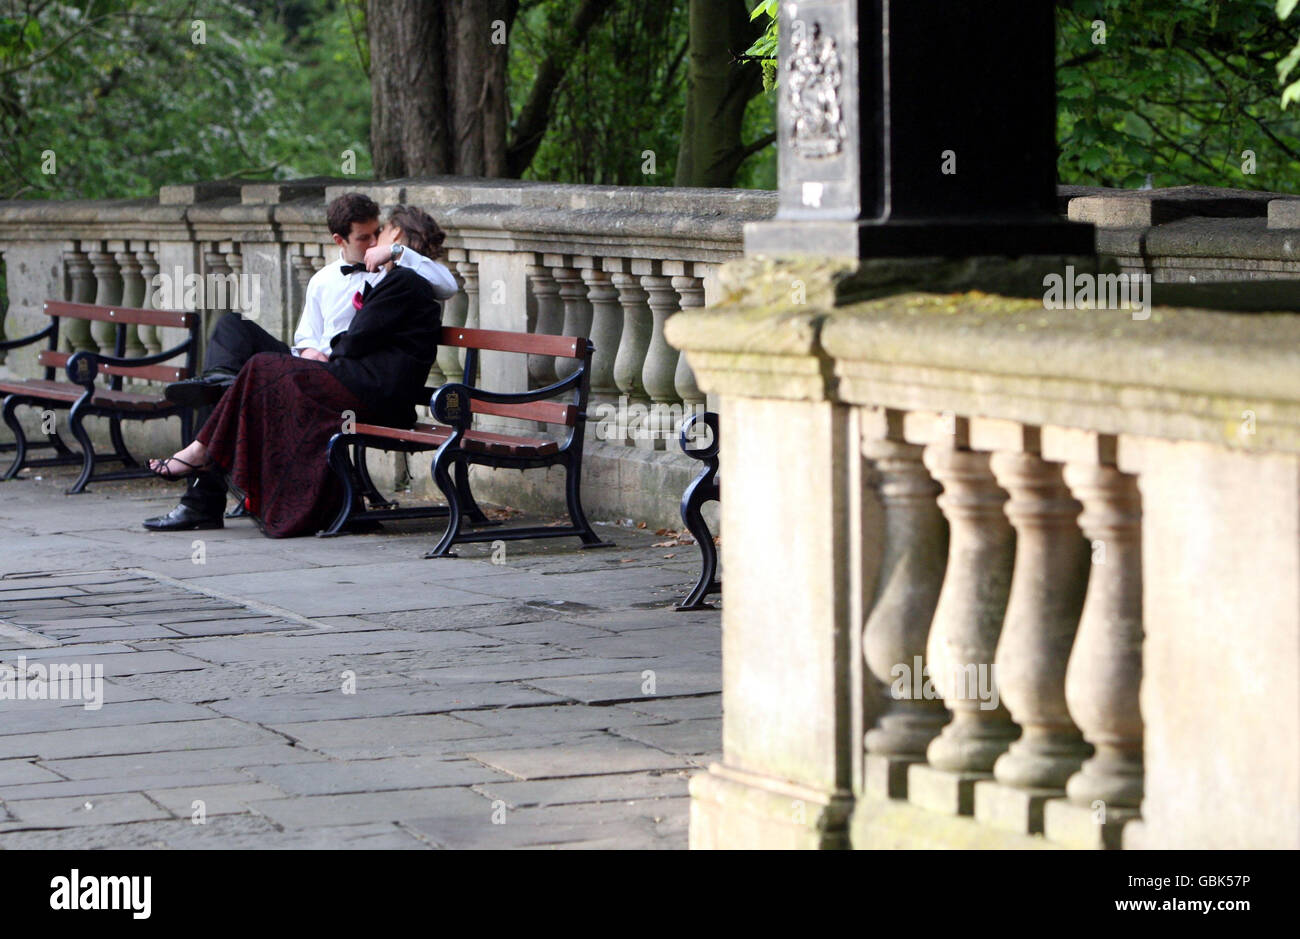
668, 255, 1300, 850
0, 177, 776, 525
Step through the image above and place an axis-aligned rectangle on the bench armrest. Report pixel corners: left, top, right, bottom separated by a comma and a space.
0, 322, 55, 352
65, 350, 99, 390
430, 383, 473, 432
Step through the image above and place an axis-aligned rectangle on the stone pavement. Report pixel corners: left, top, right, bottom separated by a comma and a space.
0, 467, 721, 849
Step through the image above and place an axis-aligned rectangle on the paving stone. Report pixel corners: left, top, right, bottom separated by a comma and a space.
246, 785, 492, 829
471, 621, 616, 646
466, 736, 692, 780
169, 629, 499, 665
612, 718, 721, 755
265, 714, 507, 759
474, 769, 694, 809
0, 758, 62, 786
43, 744, 328, 780
0, 718, 284, 760
144, 782, 288, 818
0, 769, 252, 800
378, 602, 568, 632
165, 617, 300, 637
404, 796, 690, 848
447, 703, 669, 735
1, 791, 173, 828
209, 682, 564, 723
245, 756, 513, 795
614, 693, 722, 722
523, 663, 721, 704
0, 700, 217, 735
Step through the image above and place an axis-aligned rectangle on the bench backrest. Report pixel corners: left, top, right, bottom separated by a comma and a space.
41, 301, 200, 386
436, 325, 588, 428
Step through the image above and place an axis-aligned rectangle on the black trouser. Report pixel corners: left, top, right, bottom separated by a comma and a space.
180, 313, 292, 515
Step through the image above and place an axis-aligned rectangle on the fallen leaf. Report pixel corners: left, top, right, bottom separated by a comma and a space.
636, 521, 647, 529
663, 553, 676, 559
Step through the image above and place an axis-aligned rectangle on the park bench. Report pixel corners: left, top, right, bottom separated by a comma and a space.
676, 410, 720, 610
322, 325, 611, 557
0, 300, 199, 494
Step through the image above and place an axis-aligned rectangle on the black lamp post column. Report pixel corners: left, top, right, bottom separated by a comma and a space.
746, 0, 1093, 258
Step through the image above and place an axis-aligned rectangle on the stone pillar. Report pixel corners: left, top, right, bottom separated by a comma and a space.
859, 423, 950, 799
581, 267, 623, 407
553, 265, 593, 382
526, 264, 562, 388
87, 245, 122, 354
974, 449, 1091, 834
688, 398, 856, 849
908, 442, 1018, 816
455, 259, 481, 383
672, 273, 707, 409
1043, 458, 1144, 849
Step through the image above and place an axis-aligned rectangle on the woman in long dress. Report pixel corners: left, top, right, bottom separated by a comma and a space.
146, 246, 441, 538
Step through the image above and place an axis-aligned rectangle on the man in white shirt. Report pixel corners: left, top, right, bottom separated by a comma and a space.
145, 195, 457, 531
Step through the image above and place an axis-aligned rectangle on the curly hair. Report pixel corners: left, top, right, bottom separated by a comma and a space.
326, 193, 380, 240
386, 204, 447, 260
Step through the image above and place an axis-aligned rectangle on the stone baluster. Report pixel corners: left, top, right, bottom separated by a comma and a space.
290, 250, 316, 301
527, 264, 562, 388
437, 266, 468, 384
135, 244, 162, 354
611, 268, 652, 447
640, 272, 682, 450
87, 246, 123, 355
203, 246, 234, 346
553, 265, 593, 382
62, 246, 96, 353
224, 244, 245, 318
1044, 462, 1144, 848
861, 426, 951, 799
457, 260, 480, 381
974, 449, 1091, 833
115, 246, 147, 365
581, 268, 623, 407
672, 273, 706, 409
910, 440, 1019, 816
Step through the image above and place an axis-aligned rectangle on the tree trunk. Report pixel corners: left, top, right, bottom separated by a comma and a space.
674, 0, 764, 188
369, 0, 510, 177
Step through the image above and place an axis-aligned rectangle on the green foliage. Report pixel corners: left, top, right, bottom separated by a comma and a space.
0, 0, 371, 200
510, 0, 690, 186
1058, 0, 1300, 190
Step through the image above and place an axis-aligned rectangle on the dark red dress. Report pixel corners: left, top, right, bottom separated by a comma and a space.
195, 266, 442, 538
196, 353, 365, 538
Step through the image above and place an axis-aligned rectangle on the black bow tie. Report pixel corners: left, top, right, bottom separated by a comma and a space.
341, 263, 367, 275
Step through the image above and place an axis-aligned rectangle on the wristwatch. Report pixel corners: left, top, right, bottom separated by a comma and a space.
390, 244, 405, 263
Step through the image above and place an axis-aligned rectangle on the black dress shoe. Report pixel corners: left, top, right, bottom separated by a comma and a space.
164, 371, 237, 408
142, 504, 225, 531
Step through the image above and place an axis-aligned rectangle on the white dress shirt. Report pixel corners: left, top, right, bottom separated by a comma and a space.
292, 247, 459, 356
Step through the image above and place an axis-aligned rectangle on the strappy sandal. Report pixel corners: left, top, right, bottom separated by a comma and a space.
147, 455, 214, 480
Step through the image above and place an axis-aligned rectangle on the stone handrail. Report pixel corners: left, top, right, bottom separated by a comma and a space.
668, 256, 1300, 850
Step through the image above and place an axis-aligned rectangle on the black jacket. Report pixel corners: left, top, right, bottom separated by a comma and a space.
327, 265, 441, 428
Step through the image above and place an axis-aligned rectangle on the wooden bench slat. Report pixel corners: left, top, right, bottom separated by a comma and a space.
38, 350, 191, 383
352, 422, 559, 458
438, 326, 586, 359
43, 300, 198, 330
469, 398, 577, 426
0, 378, 172, 411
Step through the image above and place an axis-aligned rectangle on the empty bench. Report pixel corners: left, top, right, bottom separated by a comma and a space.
323, 325, 611, 557
0, 300, 199, 493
